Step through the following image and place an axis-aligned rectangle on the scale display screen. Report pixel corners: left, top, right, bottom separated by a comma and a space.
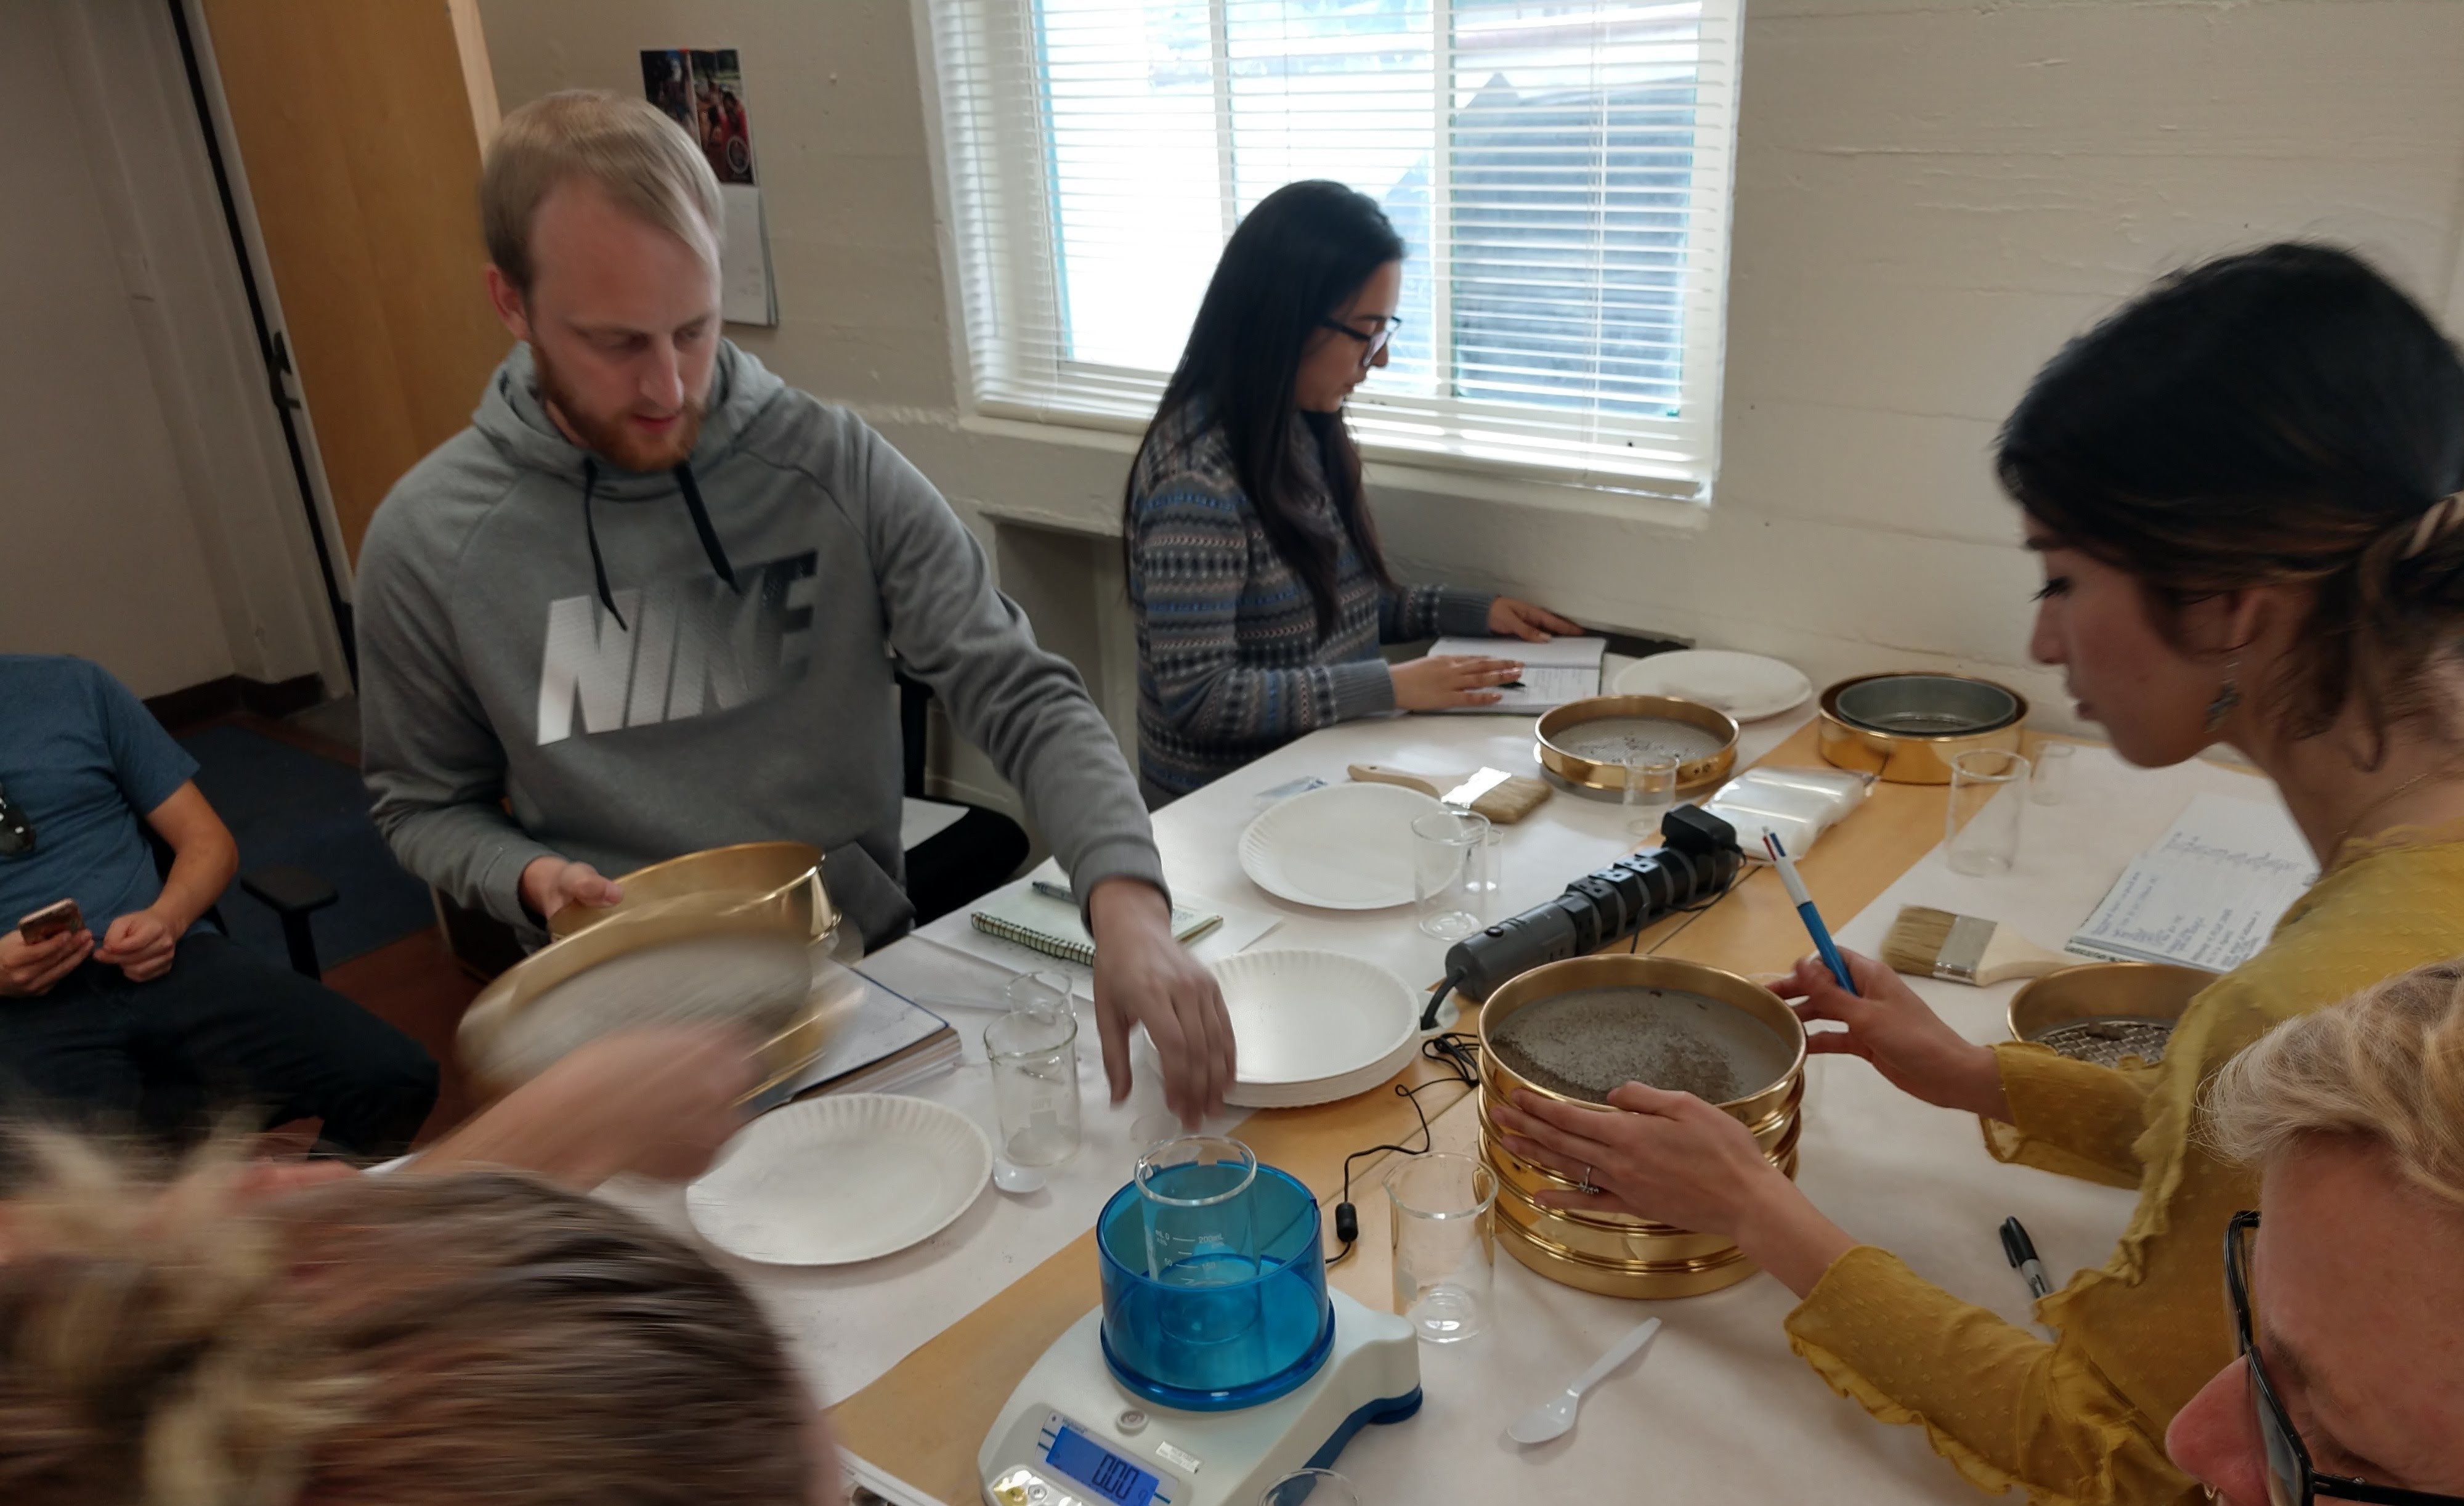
1045, 1426, 1161, 1506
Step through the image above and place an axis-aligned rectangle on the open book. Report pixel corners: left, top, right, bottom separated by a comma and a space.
2066, 792, 2318, 972
747, 969, 961, 1111
1425, 634, 1606, 714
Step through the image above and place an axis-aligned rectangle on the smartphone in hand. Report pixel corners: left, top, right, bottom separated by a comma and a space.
18, 898, 84, 945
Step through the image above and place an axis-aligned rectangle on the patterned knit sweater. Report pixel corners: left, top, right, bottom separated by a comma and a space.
1126, 405, 1494, 797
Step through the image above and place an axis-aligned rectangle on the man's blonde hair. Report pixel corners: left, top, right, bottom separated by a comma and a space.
480, 89, 723, 295
2205, 957, 2464, 1212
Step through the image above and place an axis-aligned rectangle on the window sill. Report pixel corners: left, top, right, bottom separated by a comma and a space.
953, 409, 1715, 536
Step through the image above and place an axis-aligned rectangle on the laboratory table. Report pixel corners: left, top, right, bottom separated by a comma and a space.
603, 711, 2278, 1505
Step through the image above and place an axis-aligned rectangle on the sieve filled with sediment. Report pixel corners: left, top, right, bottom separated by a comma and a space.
1475, 955, 1807, 1298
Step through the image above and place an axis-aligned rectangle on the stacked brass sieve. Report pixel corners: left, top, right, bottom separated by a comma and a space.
461, 841, 857, 1105
1475, 956, 1808, 1298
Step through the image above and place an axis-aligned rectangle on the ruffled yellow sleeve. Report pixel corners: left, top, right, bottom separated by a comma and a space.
1978, 1043, 2161, 1189
1785, 1247, 2200, 1506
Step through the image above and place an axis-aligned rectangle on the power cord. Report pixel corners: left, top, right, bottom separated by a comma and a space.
1627, 856, 1746, 951
1326, 1035, 1481, 1269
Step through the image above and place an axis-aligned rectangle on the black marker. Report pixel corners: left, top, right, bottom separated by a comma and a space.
2000, 1216, 2052, 1300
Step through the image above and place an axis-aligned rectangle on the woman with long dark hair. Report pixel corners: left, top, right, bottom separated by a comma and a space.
1493, 243, 2464, 1503
1124, 180, 1577, 801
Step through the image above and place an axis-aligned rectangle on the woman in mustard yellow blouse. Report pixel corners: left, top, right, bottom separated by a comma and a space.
1494, 242, 2464, 1505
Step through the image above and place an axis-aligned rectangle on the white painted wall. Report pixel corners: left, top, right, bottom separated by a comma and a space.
476, 0, 2464, 808
0, 2, 345, 702
0, 4, 229, 696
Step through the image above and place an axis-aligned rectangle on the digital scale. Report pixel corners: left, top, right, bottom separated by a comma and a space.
979, 1292, 1419, 1506
979, 1152, 1422, 1506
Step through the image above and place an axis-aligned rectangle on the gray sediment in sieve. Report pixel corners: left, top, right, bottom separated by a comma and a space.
1489, 986, 1795, 1105
1557, 717, 1728, 765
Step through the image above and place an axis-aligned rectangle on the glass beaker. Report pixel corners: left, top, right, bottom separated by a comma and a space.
1621, 751, 1681, 841
1260, 1470, 1361, 1506
1386, 1152, 1496, 1343
984, 990, 1082, 1170
1947, 748, 2030, 876
1411, 808, 1493, 940
1135, 1135, 1258, 1288
2030, 741, 2075, 805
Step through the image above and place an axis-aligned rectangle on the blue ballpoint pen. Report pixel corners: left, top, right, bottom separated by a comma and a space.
1764, 833, 1858, 995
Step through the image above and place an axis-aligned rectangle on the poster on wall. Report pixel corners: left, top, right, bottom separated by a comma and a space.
641, 47, 777, 327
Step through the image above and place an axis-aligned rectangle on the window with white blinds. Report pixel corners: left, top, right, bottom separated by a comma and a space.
925, 0, 1743, 500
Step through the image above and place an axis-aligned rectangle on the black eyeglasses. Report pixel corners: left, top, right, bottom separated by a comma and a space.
0, 781, 32, 857
2226, 1211, 2464, 1505
1318, 314, 1401, 368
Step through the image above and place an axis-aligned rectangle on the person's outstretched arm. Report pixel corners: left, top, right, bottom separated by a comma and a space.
846, 418, 1235, 1123
1489, 1070, 2202, 1505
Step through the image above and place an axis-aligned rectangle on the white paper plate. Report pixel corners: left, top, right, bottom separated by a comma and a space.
687, 1093, 991, 1265
1612, 650, 1813, 722
1212, 950, 1420, 1107
1238, 781, 1445, 910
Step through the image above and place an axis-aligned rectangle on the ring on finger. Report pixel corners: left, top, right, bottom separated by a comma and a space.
1577, 1163, 1599, 1195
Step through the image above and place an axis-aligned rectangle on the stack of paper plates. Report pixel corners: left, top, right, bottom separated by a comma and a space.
1238, 782, 1443, 910
1215, 950, 1421, 1109
1612, 650, 1813, 722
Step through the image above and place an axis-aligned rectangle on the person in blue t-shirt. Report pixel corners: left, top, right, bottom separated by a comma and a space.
0, 655, 436, 1155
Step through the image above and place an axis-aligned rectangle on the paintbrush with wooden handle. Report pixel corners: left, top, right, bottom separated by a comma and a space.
1347, 763, 1552, 823
1881, 905, 2075, 986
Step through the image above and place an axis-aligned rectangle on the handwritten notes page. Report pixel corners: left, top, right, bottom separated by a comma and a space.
2066, 792, 2317, 972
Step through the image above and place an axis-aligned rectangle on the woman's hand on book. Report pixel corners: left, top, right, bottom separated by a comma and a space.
1392, 655, 1523, 710
1487, 596, 1582, 642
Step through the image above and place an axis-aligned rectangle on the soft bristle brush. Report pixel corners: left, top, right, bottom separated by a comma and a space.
1881, 905, 2073, 987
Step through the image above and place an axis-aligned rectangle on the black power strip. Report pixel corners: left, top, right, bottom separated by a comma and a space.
1422, 804, 1744, 1026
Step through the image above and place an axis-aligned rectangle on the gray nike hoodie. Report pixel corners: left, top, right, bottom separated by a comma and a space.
357, 340, 1164, 945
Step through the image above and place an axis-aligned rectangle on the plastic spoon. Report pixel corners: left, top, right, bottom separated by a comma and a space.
1507, 1317, 1662, 1445
990, 1159, 1047, 1194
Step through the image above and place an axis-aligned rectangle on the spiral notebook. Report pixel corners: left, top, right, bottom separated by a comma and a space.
968, 885, 1222, 967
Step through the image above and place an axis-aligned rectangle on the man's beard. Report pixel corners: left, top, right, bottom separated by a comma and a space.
532, 343, 705, 474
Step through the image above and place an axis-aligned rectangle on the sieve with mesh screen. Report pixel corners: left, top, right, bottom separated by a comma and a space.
1488, 985, 1797, 1105
2024, 1016, 2176, 1070
474, 932, 819, 1085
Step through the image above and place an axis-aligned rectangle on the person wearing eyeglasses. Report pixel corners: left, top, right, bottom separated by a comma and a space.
1489, 245, 2464, 1504
0, 654, 437, 1157
1122, 179, 1579, 802
2164, 957, 2464, 1504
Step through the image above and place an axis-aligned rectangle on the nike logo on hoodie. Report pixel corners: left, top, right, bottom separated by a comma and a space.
535, 550, 817, 744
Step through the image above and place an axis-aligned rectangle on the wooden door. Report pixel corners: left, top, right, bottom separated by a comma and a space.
198, 0, 509, 566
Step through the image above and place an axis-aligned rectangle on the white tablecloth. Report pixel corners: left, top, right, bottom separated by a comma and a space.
617, 723, 2281, 1504
601, 706, 1812, 1405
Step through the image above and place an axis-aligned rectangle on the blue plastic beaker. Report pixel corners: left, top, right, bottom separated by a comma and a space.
1099, 1154, 1334, 1412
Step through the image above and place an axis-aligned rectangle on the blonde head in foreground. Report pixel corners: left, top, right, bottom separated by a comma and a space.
0, 1138, 822, 1505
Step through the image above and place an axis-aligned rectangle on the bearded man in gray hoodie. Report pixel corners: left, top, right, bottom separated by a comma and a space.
356, 92, 1232, 1121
